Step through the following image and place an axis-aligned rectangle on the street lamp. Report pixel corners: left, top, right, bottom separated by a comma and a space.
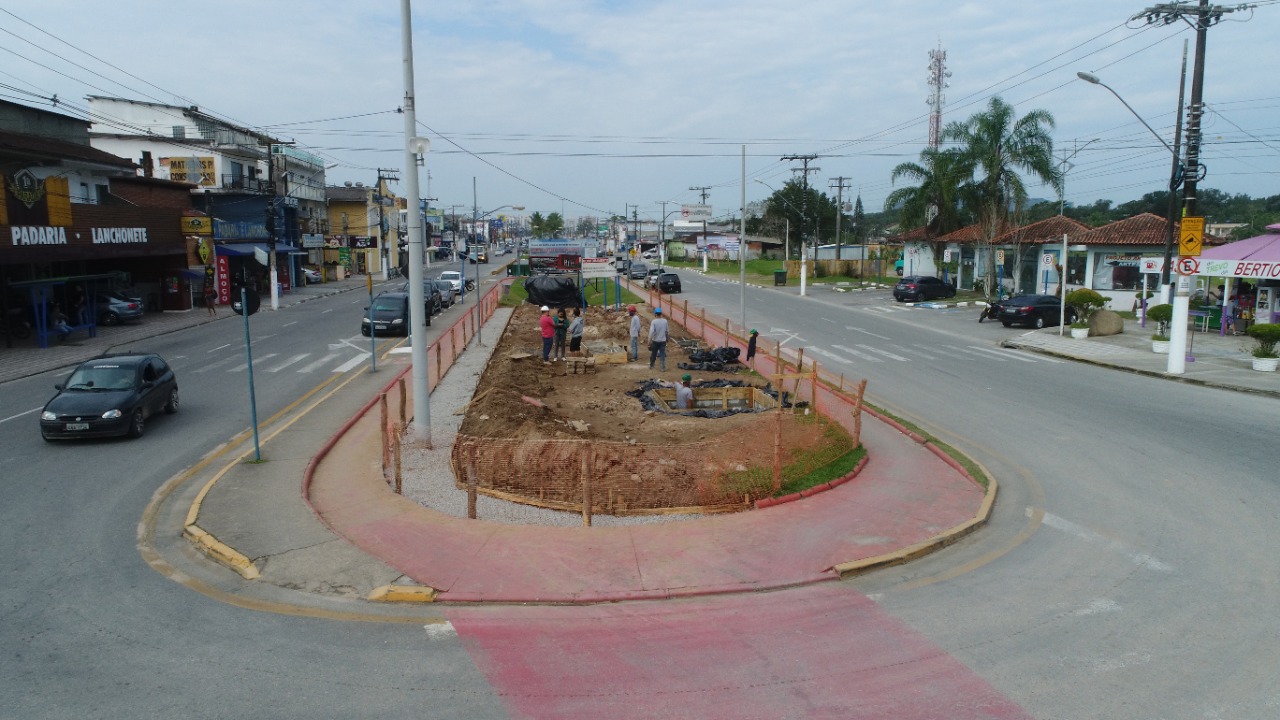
1078, 43, 1191, 373
467, 201, 524, 345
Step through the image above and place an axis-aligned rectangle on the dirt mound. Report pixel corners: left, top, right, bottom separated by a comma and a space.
461, 303, 775, 445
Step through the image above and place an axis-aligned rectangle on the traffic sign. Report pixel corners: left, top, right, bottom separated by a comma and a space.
681, 204, 712, 221
1041, 253, 1055, 267
943, 249, 953, 262
1175, 256, 1200, 276
996, 250, 1005, 264
1179, 216, 1204, 257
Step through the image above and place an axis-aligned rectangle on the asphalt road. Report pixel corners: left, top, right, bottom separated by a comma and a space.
2, 262, 1278, 718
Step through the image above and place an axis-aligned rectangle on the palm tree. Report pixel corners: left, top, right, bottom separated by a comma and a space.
884, 146, 972, 271
944, 96, 1061, 294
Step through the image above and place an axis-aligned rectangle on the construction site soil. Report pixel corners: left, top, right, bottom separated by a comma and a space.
457, 303, 830, 456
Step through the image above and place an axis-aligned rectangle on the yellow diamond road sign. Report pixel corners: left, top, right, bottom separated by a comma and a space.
1179, 216, 1204, 257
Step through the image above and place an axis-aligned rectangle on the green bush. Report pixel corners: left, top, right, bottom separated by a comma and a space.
1146, 303, 1173, 340
1246, 323, 1280, 358
1065, 288, 1108, 320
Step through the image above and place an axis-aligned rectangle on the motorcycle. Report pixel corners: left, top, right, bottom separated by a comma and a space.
978, 298, 1002, 323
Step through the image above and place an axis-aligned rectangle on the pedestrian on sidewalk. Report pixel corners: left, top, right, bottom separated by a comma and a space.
628, 305, 641, 362
746, 328, 758, 367
204, 283, 218, 316
539, 305, 554, 363
648, 307, 668, 371
553, 307, 569, 360
568, 307, 584, 354
52, 304, 72, 342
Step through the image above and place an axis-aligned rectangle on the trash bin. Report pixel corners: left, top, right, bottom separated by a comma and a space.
774, 270, 787, 286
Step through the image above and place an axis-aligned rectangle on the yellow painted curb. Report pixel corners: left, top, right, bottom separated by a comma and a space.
833, 475, 999, 579
368, 584, 438, 603
183, 524, 260, 580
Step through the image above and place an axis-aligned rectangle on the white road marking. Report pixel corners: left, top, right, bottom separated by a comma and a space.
845, 326, 891, 340
207, 343, 231, 353
333, 354, 369, 373
807, 347, 857, 365
855, 344, 909, 361
945, 345, 1011, 362
267, 353, 311, 372
424, 622, 457, 639
0, 407, 42, 425
897, 344, 939, 361
963, 345, 1038, 362
281, 321, 298, 328
1040, 511, 1173, 573
191, 355, 243, 374
1003, 348, 1064, 363
228, 353, 280, 372
830, 344, 884, 363
298, 353, 342, 373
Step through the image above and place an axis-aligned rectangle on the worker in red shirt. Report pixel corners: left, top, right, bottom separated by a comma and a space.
539, 306, 555, 363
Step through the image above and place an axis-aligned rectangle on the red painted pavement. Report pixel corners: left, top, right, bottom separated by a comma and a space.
446, 583, 1030, 719
307, 410, 988, 603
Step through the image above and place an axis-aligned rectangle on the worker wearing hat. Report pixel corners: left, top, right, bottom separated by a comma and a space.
747, 328, 759, 366
539, 305, 554, 363
675, 373, 694, 409
627, 305, 641, 362
647, 307, 669, 371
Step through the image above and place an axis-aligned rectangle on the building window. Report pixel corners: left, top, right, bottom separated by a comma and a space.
1092, 252, 1142, 290
172, 126, 186, 139
1066, 251, 1088, 285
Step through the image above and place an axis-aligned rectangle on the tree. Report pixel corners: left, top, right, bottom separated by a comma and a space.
529, 211, 546, 238
945, 96, 1061, 293
544, 212, 565, 238
852, 195, 867, 244
884, 146, 972, 270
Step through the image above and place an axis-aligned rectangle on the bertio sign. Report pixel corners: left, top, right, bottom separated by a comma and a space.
1201, 258, 1280, 279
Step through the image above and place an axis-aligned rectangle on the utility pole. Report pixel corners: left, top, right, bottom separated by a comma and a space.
690, 186, 711, 260
829, 176, 851, 261
376, 168, 400, 280
1133, 0, 1247, 374
781, 154, 819, 257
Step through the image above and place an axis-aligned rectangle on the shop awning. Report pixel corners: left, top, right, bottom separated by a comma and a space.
1198, 225, 1280, 279
215, 242, 303, 257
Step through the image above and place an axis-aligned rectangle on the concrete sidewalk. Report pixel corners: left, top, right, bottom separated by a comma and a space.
0, 276, 378, 384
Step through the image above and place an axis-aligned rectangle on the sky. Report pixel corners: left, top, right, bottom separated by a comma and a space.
1, 0, 1277, 228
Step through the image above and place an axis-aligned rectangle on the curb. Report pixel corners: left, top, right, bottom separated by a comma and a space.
368, 584, 438, 603
1001, 339, 1280, 401
183, 524, 260, 579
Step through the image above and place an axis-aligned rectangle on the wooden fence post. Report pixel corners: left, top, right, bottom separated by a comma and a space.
392, 421, 403, 494
581, 449, 593, 527
398, 378, 407, 426
379, 393, 389, 472
467, 444, 478, 520
853, 379, 867, 447
811, 360, 819, 416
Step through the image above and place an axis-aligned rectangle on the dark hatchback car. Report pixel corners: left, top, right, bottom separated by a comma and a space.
656, 272, 682, 293
40, 353, 178, 441
362, 291, 431, 337
893, 275, 956, 302
628, 262, 649, 280
397, 280, 444, 314
996, 294, 1076, 328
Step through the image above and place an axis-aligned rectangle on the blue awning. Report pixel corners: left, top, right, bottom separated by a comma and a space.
215, 242, 302, 257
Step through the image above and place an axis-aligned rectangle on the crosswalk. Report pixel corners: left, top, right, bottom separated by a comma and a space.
807, 342, 1063, 365
179, 336, 382, 376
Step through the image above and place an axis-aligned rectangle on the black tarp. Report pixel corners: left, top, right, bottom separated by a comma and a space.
523, 275, 581, 308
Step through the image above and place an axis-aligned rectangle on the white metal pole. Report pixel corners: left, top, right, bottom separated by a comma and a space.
1059, 233, 1067, 334
401, 0, 430, 442
739, 144, 747, 336
1168, 273, 1190, 373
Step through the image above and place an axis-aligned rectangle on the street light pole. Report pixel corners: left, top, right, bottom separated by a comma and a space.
399, 0, 430, 442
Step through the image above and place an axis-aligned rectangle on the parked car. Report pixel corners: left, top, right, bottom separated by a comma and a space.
656, 272, 682, 294
892, 275, 956, 302
362, 291, 431, 337
997, 294, 1076, 329
302, 267, 322, 284
95, 290, 144, 325
40, 353, 178, 441
397, 281, 444, 315
642, 267, 663, 288
434, 280, 456, 308
641, 249, 659, 260
628, 262, 649, 280
439, 271, 464, 293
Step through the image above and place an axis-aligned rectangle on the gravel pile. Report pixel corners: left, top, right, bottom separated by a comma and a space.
399, 308, 699, 527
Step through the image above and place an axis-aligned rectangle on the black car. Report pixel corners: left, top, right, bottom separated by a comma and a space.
40, 353, 179, 441
397, 280, 444, 315
893, 275, 956, 302
628, 262, 649, 280
996, 294, 1076, 328
362, 291, 431, 337
656, 272, 682, 293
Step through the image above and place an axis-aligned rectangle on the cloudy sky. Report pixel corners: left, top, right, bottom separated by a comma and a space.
2, 1, 1276, 226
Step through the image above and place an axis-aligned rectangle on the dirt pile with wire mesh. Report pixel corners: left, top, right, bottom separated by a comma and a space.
451, 303, 853, 513
458, 303, 826, 449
